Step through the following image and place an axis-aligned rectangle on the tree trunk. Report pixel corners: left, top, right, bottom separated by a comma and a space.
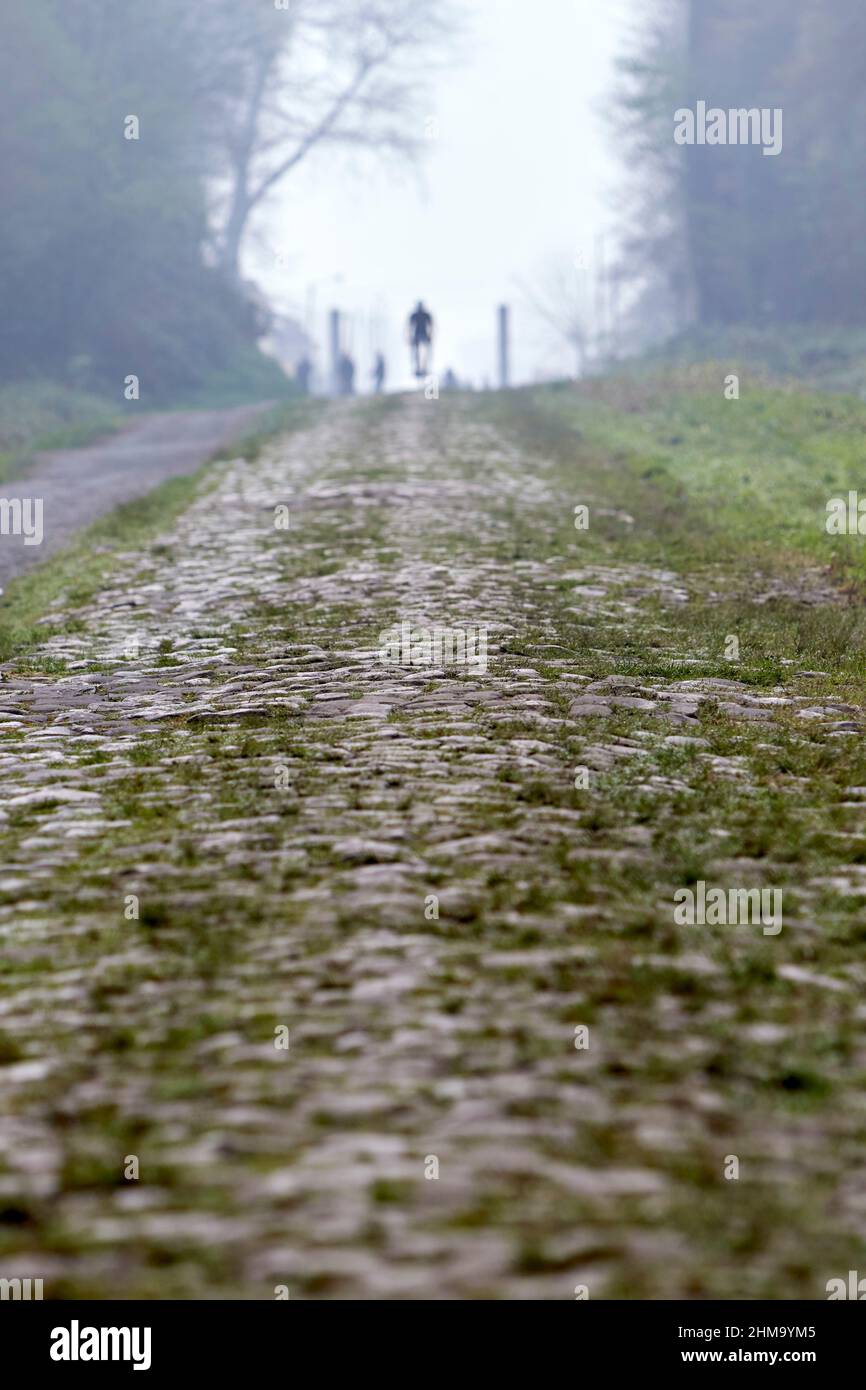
219, 177, 251, 283
217, 47, 272, 282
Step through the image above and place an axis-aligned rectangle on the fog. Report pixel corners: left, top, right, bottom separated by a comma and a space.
4, 1, 864, 408
251, 0, 627, 390
4, 0, 866, 1320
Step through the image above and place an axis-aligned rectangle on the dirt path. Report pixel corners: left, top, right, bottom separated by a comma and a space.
1, 393, 865, 1299
0, 401, 273, 591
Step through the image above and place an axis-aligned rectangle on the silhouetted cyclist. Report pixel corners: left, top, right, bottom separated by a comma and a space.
408, 300, 434, 377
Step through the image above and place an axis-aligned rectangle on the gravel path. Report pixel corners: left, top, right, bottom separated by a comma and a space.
1, 393, 865, 1300
0, 402, 273, 591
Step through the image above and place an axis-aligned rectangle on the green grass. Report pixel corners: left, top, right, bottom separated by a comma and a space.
527, 368, 866, 579
476, 378, 866, 712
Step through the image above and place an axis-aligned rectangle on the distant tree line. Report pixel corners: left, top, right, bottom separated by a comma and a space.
614, 0, 866, 342
0, 1, 455, 403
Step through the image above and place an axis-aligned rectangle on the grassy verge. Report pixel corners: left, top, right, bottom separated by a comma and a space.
479, 375, 866, 729
526, 368, 866, 578
485, 371, 866, 561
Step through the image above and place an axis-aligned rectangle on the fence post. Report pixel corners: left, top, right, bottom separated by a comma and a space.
498, 304, 510, 389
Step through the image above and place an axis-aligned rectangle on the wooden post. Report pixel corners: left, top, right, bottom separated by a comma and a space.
498, 304, 510, 389
329, 308, 340, 395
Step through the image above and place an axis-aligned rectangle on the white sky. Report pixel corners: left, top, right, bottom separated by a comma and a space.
249, 0, 631, 392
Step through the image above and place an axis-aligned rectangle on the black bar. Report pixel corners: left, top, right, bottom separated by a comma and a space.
2, 1299, 863, 1375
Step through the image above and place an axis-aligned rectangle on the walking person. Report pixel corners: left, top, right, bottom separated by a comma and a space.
407, 300, 434, 377
372, 352, 386, 394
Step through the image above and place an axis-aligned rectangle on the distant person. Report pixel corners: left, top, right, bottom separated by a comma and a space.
408, 300, 434, 377
442, 368, 459, 391
372, 352, 386, 394
337, 351, 355, 396
295, 356, 312, 395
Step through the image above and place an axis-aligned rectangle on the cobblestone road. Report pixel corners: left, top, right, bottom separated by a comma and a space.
1, 394, 865, 1299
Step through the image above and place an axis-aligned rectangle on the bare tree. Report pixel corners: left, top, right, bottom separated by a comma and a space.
208, 0, 460, 281
519, 254, 594, 379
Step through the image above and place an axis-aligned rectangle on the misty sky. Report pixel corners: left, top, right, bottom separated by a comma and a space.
251, 0, 630, 392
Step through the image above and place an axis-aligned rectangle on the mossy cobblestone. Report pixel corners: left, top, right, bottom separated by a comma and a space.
1, 391, 865, 1298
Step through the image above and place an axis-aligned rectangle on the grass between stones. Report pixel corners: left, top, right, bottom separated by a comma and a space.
1, 385, 866, 1297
